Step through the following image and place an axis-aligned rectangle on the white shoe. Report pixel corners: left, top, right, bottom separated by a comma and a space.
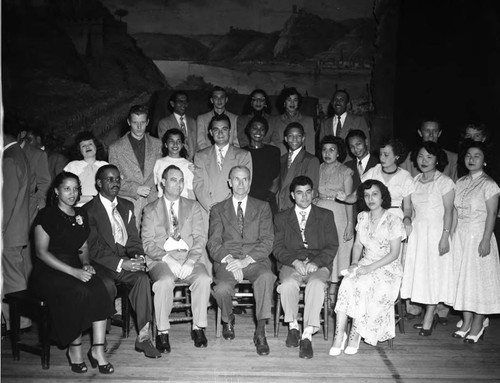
344, 335, 361, 355
329, 332, 347, 356
456, 318, 489, 328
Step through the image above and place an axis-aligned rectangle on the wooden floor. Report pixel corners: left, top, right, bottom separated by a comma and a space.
2, 309, 500, 383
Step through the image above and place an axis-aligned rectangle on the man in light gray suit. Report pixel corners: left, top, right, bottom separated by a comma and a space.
193, 114, 252, 214
157, 91, 197, 160
196, 86, 239, 151
109, 105, 163, 229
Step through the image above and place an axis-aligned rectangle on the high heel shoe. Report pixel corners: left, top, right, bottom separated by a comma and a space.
66, 343, 87, 373
452, 328, 470, 338
344, 334, 362, 355
329, 332, 347, 356
464, 327, 486, 344
88, 344, 114, 374
457, 317, 489, 328
419, 314, 438, 336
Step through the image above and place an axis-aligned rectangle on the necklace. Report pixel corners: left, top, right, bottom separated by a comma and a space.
381, 167, 398, 175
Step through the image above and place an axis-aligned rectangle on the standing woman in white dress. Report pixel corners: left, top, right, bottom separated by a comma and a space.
400, 142, 455, 336
450, 140, 500, 343
64, 131, 108, 207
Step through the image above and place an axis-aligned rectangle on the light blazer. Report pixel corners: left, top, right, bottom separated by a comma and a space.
157, 114, 197, 160
2, 143, 30, 247
345, 153, 379, 191
83, 195, 143, 272
196, 110, 239, 151
319, 113, 370, 152
108, 133, 162, 221
141, 196, 210, 272
193, 145, 253, 212
273, 205, 338, 272
22, 143, 51, 220
208, 196, 274, 266
277, 148, 320, 211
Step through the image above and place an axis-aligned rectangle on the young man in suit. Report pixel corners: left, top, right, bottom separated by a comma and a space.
108, 105, 162, 229
2, 122, 32, 330
273, 176, 338, 359
344, 129, 379, 192
318, 89, 370, 158
196, 86, 239, 151
157, 91, 197, 160
141, 165, 212, 352
84, 165, 161, 359
277, 122, 319, 212
208, 166, 276, 356
193, 113, 252, 214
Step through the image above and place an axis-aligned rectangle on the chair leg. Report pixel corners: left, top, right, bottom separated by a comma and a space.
274, 293, 281, 337
388, 337, 394, 349
8, 300, 20, 361
40, 307, 50, 369
323, 286, 329, 340
396, 298, 405, 334
121, 294, 130, 338
216, 307, 221, 338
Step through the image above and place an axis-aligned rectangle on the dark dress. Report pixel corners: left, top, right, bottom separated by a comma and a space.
244, 144, 281, 213
29, 206, 114, 347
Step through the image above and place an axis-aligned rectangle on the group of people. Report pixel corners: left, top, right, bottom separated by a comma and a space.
2, 85, 499, 374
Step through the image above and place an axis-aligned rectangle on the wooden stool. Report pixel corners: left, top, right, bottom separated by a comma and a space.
274, 282, 330, 340
3, 290, 51, 369
215, 280, 254, 338
110, 283, 132, 338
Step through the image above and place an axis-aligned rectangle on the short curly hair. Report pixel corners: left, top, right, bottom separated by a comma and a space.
319, 135, 347, 163
356, 179, 392, 211
380, 138, 407, 166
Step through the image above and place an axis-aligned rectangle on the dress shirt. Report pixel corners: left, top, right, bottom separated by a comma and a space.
294, 204, 312, 225
99, 194, 125, 272
215, 143, 229, 159
164, 196, 180, 225
333, 112, 346, 136
174, 113, 188, 138
357, 153, 371, 174
288, 146, 303, 165
232, 195, 248, 216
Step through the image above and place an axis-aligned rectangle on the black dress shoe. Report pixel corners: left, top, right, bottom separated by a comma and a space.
155, 333, 171, 353
191, 329, 208, 348
286, 328, 300, 348
222, 315, 235, 340
299, 338, 313, 359
253, 333, 270, 356
135, 338, 162, 358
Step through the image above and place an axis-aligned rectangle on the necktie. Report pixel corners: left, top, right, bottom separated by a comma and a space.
217, 148, 224, 170
299, 211, 308, 248
237, 201, 244, 238
179, 116, 187, 136
357, 160, 364, 176
170, 201, 181, 241
287, 151, 293, 168
111, 203, 128, 246
335, 116, 342, 137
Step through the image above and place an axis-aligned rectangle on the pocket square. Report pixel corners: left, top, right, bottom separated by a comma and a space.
128, 210, 132, 223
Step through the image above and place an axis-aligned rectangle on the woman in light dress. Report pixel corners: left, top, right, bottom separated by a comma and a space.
400, 142, 455, 336
330, 180, 406, 356
450, 140, 500, 343
154, 128, 195, 200
315, 135, 354, 282
64, 131, 108, 207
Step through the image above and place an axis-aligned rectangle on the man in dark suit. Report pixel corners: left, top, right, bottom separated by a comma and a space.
157, 91, 197, 160
208, 166, 276, 356
2, 123, 31, 330
318, 89, 370, 158
84, 165, 161, 359
277, 122, 319, 212
344, 129, 379, 192
274, 176, 338, 359
141, 165, 212, 352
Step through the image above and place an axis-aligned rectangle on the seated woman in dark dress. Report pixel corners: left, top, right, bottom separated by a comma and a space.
243, 115, 281, 213
30, 172, 115, 374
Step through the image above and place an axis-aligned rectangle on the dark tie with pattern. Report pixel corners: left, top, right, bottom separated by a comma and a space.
170, 201, 181, 241
237, 201, 244, 238
335, 115, 342, 137
299, 211, 308, 248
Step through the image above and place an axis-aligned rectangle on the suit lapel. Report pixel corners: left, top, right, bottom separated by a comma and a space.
144, 134, 157, 179
95, 198, 116, 249
286, 208, 302, 237
207, 146, 219, 175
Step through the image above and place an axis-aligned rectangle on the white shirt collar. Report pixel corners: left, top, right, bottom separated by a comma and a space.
294, 204, 312, 222
289, 146, 303, 163
232, 196, 248, 215
216, 143, 230, 157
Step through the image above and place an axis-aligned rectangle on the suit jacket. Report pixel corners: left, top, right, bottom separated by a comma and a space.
196, 110, 239, 151
2, 143, 30, 247
269, 113, 315, 156
22, 143, 51, 220
157, 114, 197, 160
319, 113, 370, 155
345, 153, 379, 191
193, 145, 253, 212
401, 149, 457, 181
207, 196, 274, 267
83, 195, 144, 271
277, 148, 320, 211
108, 133, 162, 222
273, 205, 338, 272
141, 196, 210, 272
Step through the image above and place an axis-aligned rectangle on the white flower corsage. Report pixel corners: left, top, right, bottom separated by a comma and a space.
75, 215, 84, 226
